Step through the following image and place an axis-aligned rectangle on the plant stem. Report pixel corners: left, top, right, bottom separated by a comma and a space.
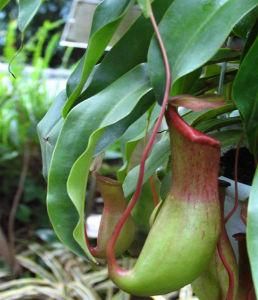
107, 5, 171, 272
225, 135, 243, 223
8, 145, 30, 272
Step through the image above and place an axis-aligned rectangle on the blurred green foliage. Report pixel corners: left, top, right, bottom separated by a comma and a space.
0, 19, 62, 230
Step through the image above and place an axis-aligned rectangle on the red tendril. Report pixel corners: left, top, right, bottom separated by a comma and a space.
107, 6, 172, 272
225, 136, 243, 223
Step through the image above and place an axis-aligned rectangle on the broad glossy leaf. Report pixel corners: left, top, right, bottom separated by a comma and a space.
0, 0, 9, 10
247, 167, 258, 297
18, 0, 42, 32
148, 0, 258, 100
48, 65, 153, 260
123, 134, 170, 197
77, 0, 173, 102
63, 0, 132, 116
37, 91, 66, 179
40, 0, 172, 177
233, 36, 258, 160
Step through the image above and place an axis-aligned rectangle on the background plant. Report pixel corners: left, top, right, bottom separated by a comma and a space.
0, 17, 65, 272
1, 0, 258, 298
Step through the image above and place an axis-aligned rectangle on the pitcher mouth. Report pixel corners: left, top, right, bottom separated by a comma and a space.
166, 105, 220, 148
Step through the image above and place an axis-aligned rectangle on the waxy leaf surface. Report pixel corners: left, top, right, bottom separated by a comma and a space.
233, 36, 258, 160
63, 0, 132, 115
47, 65, 153, 261
75, 0, 173, 101
148, 0, 258, 100
37, 91, 66, 179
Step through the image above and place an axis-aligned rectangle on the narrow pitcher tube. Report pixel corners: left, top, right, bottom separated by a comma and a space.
87, 175, 135, 259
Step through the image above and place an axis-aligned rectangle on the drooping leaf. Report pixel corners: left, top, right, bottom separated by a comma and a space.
63, 0, 132, 116
47, 65, 153, 261
39, 0, 172, 178
0, 0, 9, 10
18, 0, 42, 32
148, 0, 258, 100
233, 36, 258, 160
247, 167, 258, 297
37, 91, 66, 179
75, 0, 173, 102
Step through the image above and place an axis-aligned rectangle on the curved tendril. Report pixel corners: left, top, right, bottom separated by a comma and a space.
107, 5, 172, 272
225, 135, 243, 223
217, 237, 235, 300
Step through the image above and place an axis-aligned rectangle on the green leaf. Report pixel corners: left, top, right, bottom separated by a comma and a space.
63, 0, 132, 116
171, 69, 202, 96
47, 65, 153, 261
123, 134, 170, 197
39, 0, 172, 178
0, 0, 10, 10
18, 0, 42, 32
37, 91, 66, 179
233, 36, 258, 160
247, 167, 258, 297
196, 116, 241, 133
148, 0, 258, 100
76, 0, 173, 102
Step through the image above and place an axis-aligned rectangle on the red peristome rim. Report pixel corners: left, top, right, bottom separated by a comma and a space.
166, 105, 220, 148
